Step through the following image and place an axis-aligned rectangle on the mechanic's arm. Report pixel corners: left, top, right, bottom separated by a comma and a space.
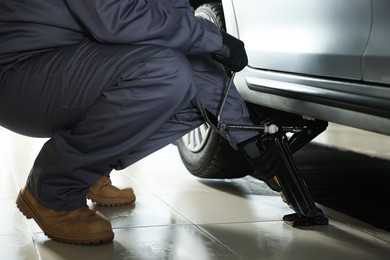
151, 0, 191, 9
64, 0, 222, 55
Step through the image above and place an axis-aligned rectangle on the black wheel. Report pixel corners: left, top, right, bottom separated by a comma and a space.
194, 2, 226, 32
177, 124, 252, 178
176, 3, 253, 179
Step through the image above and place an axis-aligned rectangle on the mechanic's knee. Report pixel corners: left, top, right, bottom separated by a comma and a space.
144, 48, 196, 106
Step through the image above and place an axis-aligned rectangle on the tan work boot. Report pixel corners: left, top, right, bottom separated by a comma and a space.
87, 176, 136, 206
16, 186, 114, 245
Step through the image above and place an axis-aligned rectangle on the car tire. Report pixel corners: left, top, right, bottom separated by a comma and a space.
177, 125, 253, 179
176, 2, 253, 179
194, 2, 226, 32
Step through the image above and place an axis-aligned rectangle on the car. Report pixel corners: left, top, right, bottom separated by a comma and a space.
176, 0, 390, 226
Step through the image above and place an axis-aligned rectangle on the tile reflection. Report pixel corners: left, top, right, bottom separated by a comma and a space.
1, 126, 389, 260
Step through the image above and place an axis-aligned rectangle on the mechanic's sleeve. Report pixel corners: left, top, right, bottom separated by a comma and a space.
64, 0, 222, 55
152, 0, 191, 9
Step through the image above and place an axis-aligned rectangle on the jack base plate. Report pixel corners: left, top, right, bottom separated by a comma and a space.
283, 213, 329, 227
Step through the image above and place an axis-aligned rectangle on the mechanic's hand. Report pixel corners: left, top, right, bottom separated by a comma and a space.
212, 31, 248, 72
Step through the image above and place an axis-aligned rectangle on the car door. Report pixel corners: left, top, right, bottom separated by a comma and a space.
230, 0, 372, 81
363, 0, 390, 85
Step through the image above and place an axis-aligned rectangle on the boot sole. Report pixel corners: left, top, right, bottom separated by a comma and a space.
16, 189, 114, 245
87, 193, 136, 207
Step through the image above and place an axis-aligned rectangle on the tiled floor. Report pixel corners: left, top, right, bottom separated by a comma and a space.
0, 124, 389, 259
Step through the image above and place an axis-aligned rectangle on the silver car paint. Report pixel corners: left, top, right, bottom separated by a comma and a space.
363, 0, 390, 84
232, 0, 371, 80
222, 0, 390, 135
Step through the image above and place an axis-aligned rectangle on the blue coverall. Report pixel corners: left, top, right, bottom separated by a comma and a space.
0, 0, 257, 211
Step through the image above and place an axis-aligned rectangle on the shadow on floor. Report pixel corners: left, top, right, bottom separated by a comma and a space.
294, 143, 390, 232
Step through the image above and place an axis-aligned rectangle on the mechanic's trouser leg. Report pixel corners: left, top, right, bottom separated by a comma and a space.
1, 41, 201, 244
107, 53, 260, 169
44, 52, 195, 210
2, 41, 264, 244
0, 39, 257, 211
0, 40, 196, 211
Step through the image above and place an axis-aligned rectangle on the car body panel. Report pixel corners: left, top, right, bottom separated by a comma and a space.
218, 0, 390, 135
363, 0, 390, 84
231, 0, 371, 80
234, 68, 390, 135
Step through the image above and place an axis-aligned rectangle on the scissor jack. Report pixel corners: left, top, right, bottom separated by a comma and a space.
208, 73, 329, 227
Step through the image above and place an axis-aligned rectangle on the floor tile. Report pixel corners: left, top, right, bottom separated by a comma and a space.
28, 194, 191, 234
0, 176, 18, 200
200, 220, 390, 260
0, 141, 12, 177
314, 123, 390, 160
34, 226, 239, 260
0, 234, 38, 260
91, 194, 191, 229
1, 125, 390, 260
128, 147, 221, 195
159, 191, 293, 224
0, 200, 31, 236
